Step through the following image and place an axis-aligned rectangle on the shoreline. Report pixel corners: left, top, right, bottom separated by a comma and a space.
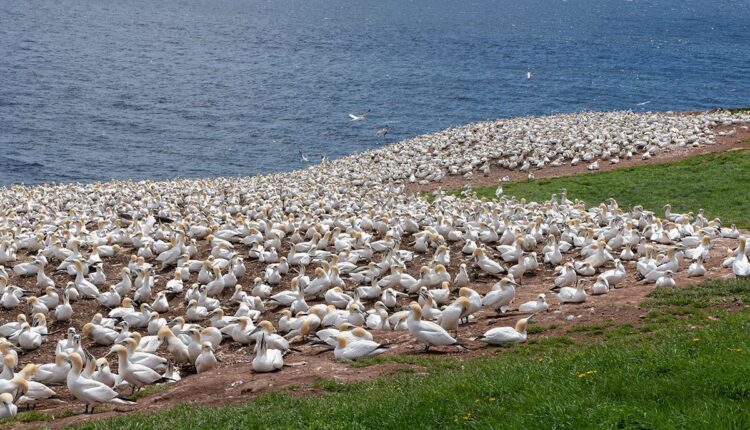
1, 109, 748, 192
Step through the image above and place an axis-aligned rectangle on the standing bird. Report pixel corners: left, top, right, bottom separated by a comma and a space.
66, 353, 134, 414
195, 342, 218, 374
108, 345, 168, 393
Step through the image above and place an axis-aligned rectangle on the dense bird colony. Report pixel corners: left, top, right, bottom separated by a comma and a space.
0, 110, 749, 417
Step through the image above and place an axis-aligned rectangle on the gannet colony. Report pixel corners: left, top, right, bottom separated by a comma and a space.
1, 110, 749, 417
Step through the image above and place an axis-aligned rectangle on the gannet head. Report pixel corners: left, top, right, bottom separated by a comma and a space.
68, 352, 84, 373
11, 375, 28, 397
457, 296, 470, 311
516, 315, 533, 333
157, 327, 174, 342
409, 302, 422, 320
108, 344, 128, 358
335, 335, 348, 349
3, 354, 15, 370
82, 323, 94, 336
53, 351, 69, 366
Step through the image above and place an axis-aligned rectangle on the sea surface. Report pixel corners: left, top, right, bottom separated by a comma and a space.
1, 0, 748, 186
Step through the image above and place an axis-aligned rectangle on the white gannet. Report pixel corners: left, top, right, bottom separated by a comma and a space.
348, 110, 371, 121
109, 345, 167, 393
477, 315, 532, 345
252, 333, 283, 373
407, 303, 465, 352
334, 335, 388, 361
195, 342, 218, 374
66, 353, 134, 414
732, 238, 750, 278
688, 256, 706, 277
557, 280, 587, 304
0, 392, 17, 419
481, 278, 517, 313
591, 275, 610, 295
656, 270, 676, 288
18, 323, 42, 351
518, 294, 549, 313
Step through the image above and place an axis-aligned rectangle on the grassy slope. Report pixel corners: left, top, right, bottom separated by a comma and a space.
472, 145, 750, 228
53, 280, 750, 430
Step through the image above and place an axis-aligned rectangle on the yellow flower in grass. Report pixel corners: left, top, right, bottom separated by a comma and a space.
577, 370, 598, 378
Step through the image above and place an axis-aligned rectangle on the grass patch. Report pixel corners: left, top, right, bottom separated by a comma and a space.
0, 410, 52, 425
566, 321, 613, 335
728, 106, 750, 114
643, 279, 750, 308
470, 147, 750, 228
526, 335, 576, 348
605, 323, 637, 340
349, 354, 461, 370
527, 322, 558, 334
311, 378, 359, 393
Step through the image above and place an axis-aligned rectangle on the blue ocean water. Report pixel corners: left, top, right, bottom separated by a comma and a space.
1, 0, 748, 186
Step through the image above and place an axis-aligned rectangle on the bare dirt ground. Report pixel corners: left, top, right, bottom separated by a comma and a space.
2, 120, 749, 429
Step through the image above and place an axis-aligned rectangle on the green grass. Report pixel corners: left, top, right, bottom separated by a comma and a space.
728, 106, 750, 114
471, 146, 750, 228
72, 280, 750, 430
0, 410, 52, 425
566, 321, 613, 335
643, 278, 750, 308
527, 322, 558, 334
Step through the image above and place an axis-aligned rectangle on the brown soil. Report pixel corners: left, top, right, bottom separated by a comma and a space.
2, 119, 749, 429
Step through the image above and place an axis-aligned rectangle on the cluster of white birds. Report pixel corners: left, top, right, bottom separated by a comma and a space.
364, 110, 750, 184
0, 110, 748, 418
